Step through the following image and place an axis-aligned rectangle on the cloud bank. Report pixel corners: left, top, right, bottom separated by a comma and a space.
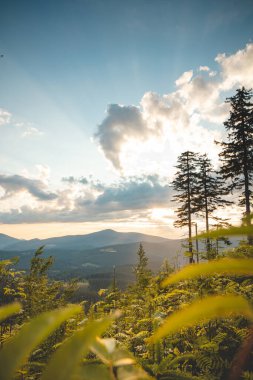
0, 174, 172, 224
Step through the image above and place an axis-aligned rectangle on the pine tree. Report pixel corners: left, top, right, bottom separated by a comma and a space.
23, 246, 73, 318
196, 154, 231, 257
217, 87, 253, 243
172, 151, 199, 263
133, 243, 151, 291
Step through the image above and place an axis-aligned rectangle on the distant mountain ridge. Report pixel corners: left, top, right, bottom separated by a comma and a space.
0, 229, 185, 283
0, 233, 22, 250
0, 229, 238, 285
0, 229, 174, 252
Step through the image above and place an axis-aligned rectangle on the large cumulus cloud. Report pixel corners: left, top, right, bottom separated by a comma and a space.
95, 104, 163, 170
94, 43, 253, 172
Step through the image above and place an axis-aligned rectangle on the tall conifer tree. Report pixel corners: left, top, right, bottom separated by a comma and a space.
217, 87, 253, 243
172, 151, 199, 263
196, 154, 231, 257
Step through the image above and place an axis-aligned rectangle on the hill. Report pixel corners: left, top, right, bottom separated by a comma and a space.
2, 229, 173, 251
0, 230, 185, 285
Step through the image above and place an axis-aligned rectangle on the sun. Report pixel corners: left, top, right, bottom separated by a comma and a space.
150, 208, 174, 221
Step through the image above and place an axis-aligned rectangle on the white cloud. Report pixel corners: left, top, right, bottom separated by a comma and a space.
216, 43, 253, 90
95, 43, 253, 173
22, 126, 44, 137
0, 174, 57, 201
0, 109, 11, 126
175, 70, 193, 86
0, 174, 173, 224
199, 66, 210, 72
95, 104, 163, 170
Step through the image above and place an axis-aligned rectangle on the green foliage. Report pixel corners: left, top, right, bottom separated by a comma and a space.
4, 117, 253, 380
0, 302, 21, 323
0, 302, 152, 380
133, 244, 152, 291
172, 151, 200, 262
23, 246, 73, 318
0, 258, 25, 306
162, 258, 253, 286
90, 337, 152, 379
152, 295, 253, 342
0, 304, 82, 380
217, 87, 253, 212
41, 316, 115, 380
149, 235, 253, 379
198, 224, 253, 239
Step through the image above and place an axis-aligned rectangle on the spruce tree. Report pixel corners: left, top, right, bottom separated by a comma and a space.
172, 151, 199, 263
133, 243, 151, 291
196, 154, 231, 257
217, 87, 253, 243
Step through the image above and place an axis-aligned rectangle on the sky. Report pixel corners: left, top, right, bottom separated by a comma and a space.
0, 0, 253, 239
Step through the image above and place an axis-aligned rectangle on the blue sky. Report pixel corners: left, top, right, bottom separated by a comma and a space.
0, 0, 253, 238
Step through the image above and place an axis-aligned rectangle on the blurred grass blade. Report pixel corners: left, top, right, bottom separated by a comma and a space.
117, 365, 152, 379
0, 303, 21, 323
163, 259, 253, 286
74, 363, 111, 380
152, 295, 253, 342
0, 304, 82, 380
197, 225, 253, 239
91, 339, 152, 379
41, 316, 113, 380
90, 338, 113, 365
91, 338, 135, 367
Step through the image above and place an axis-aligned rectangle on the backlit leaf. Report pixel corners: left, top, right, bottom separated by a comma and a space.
0, 304, 82, 380
0, 302, 21, 323
74, 363, 111, 380
41, 316, 113, 380
163, 259, 253, 286
152, 295, 253, 342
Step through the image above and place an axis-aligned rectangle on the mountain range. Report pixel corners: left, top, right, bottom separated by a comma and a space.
0, 229, 186, 281
0, 229, 239, 293
0, 229, 174, 251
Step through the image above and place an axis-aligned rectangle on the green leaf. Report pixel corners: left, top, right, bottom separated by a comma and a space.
41, 316, 114, 380
0, 304, 82, 380
90, 338, 152, 378
90, 338, 114, 365
197, 225, 253, 239
151, 295, 253, 342
91, 338, 135, 367
74, 363, 111, 380
117, 365, 152, 380
162, 259, 253, 286
0, 302, 21, 323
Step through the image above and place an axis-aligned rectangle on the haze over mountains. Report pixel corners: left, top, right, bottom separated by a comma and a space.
0, 229, 174, 251
0, 229, 239, 293
0, 229, 185, 283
